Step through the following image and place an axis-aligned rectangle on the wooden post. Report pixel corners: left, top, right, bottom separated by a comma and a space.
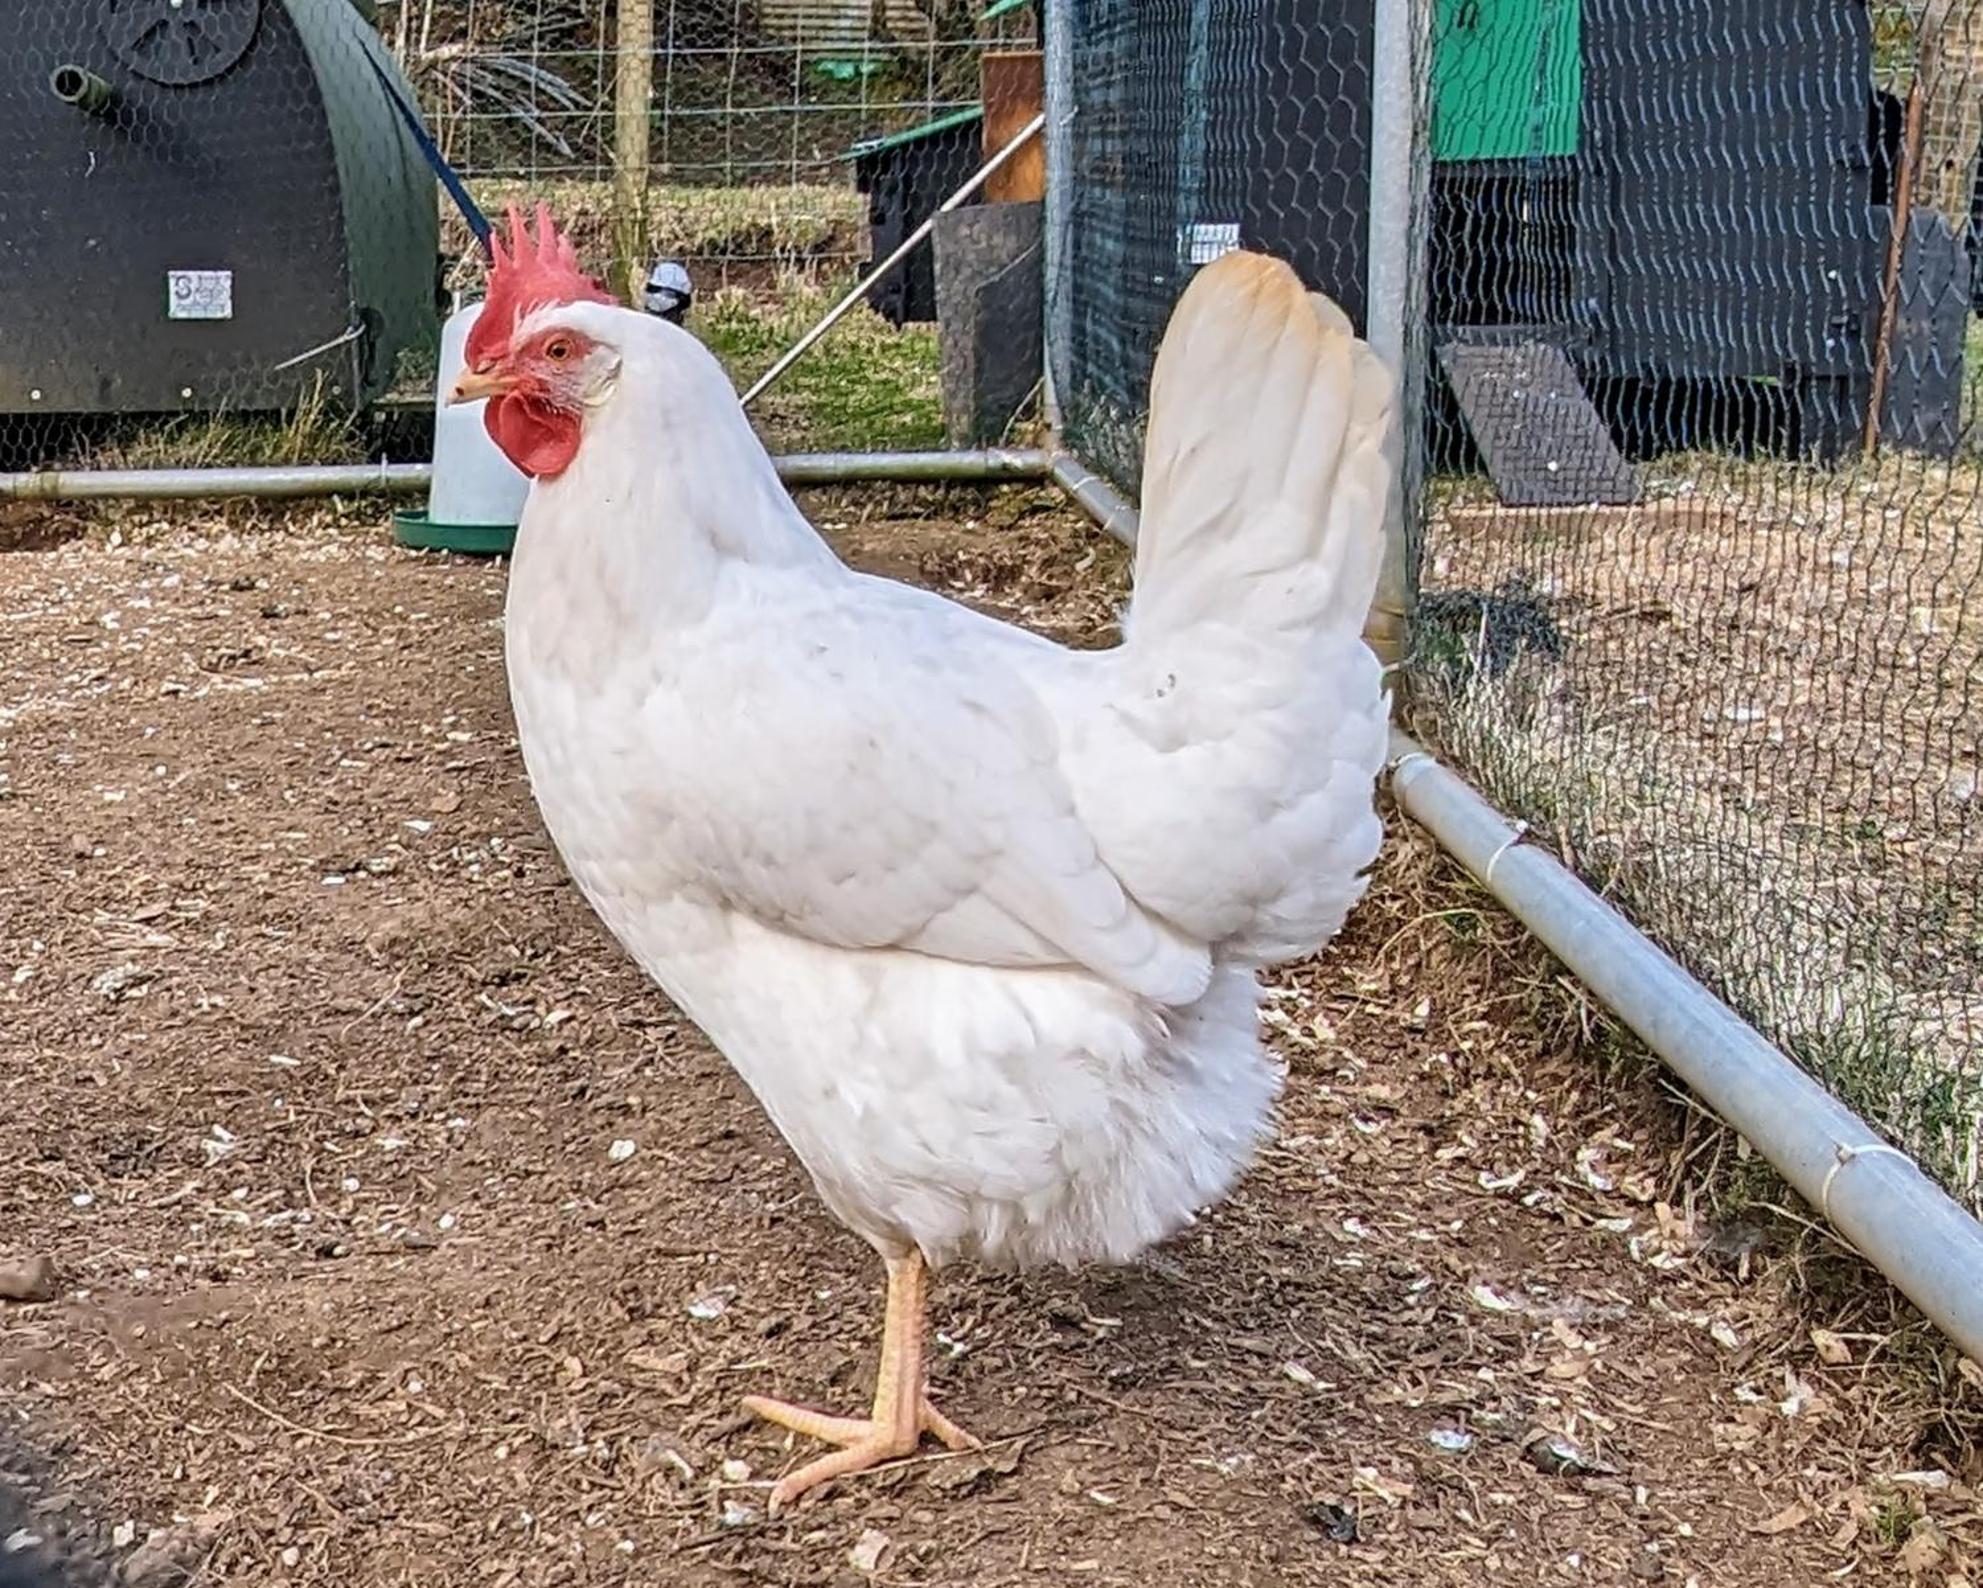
1864, 80, 1925, 459
612, 0, 653, 305
982, 51, 1047, 203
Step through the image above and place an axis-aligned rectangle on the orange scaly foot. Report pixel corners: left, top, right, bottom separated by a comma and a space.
740, 1251, 980, 1509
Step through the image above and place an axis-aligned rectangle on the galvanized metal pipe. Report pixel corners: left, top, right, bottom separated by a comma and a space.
1388, 733, 1983, 1361
0, 463, 432, 501
776, 447, 1049, 484
1361, 0, 1429, 672
1048, 452, 1138, 544
0, 450, 1051, 504
1044, 453, 1983, 1361
1041, 0, 1074, 433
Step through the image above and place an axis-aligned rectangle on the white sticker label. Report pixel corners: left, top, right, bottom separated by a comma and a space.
167, 270, 233, 321
1181, 221, 1241, 265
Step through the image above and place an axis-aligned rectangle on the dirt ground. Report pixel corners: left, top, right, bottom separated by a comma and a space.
2, 489, 1978, 1587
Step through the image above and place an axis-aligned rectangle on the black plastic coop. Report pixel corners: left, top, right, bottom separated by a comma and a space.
0, 0, 439, 416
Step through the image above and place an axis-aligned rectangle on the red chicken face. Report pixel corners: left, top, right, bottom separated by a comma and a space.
463, 323, 610, 479
451, 204, 616, 479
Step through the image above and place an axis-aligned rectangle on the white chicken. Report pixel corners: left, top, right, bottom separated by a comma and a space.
451, 207, 1397, 1507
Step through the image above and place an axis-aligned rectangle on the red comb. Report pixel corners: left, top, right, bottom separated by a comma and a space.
466, 203, 615, 368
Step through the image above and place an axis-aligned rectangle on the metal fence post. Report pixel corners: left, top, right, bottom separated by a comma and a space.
1364, 0, 1428, 673
1042, 0, 1074, 435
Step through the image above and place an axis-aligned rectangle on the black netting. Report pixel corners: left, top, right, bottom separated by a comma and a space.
1051, 0, 1983, 1211
1051, 0, 1380, 491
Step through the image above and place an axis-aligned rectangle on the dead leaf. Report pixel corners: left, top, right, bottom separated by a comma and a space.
623, 1348, 688, 1376
1752, 1502, 1811, 1536
923, 1440, 1025, 1495
0, 1256, 57, 1304
122, 1512, 233, 1588
848, 1528, 891, 1575
1897, 1521, 1948, 1575
1353, 1466, 1415, 1506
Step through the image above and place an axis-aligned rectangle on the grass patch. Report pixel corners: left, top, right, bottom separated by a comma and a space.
442, 178, 866, 276
433, 179, 936, 453
84, 379, 368, 471
702, 274, 944, 454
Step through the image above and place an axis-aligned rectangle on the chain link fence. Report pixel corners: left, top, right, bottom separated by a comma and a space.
1047, 0, 1983, 1213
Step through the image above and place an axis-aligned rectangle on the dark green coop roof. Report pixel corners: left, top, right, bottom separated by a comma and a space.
847, 106, 985, 162
284, 0, 440, 401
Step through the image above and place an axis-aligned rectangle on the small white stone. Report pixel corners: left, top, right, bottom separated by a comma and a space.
686, 1290, 731, 1321
607, 1139, 638, 1164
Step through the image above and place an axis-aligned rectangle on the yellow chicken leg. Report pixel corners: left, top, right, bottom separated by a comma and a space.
742, 1250, 979, 1508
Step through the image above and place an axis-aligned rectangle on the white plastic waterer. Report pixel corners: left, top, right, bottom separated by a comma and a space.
392, 299, 529, 554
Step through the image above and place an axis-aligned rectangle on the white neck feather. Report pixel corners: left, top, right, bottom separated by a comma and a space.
508, 305, 834, 634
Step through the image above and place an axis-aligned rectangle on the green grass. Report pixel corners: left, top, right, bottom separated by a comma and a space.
702, 275, 944, 454
85, 378, 368, 471
438, 181, 939, 453
1871, 2, 1919, 86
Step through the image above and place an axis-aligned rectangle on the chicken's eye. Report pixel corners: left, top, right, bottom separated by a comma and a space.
546, 338, 574, 363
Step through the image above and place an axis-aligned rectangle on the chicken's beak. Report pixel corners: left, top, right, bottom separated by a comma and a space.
448, 367, 512, 405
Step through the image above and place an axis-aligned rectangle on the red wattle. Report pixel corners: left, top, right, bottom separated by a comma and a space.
485, 395, 581, 480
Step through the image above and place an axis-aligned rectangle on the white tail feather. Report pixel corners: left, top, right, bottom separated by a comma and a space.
1128, 251, 1397, 647
1067, 249, 1398, 963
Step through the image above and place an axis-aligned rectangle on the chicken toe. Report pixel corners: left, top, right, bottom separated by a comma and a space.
741, 1251, 979, 1508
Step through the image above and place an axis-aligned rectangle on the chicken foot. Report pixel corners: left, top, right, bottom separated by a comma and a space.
742, 1250, 979, 1508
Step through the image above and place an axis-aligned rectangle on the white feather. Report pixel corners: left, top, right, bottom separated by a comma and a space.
502, 260, 1394, 1268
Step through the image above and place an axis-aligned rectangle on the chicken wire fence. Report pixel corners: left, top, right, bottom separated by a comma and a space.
0, 0, 442, 467
1047, 0, 1983, 1214
0, 0, 1025, 471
